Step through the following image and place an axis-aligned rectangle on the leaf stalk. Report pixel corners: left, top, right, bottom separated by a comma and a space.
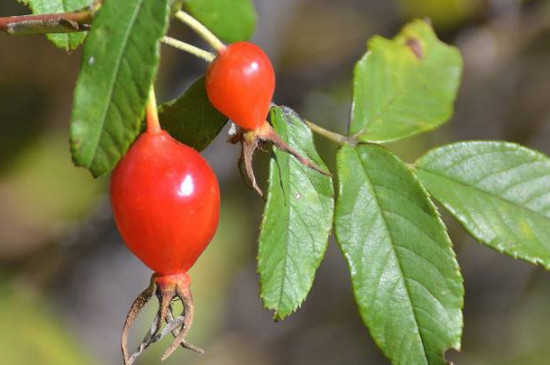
304, 120, 349, 145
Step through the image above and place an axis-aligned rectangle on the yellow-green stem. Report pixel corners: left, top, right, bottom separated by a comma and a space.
174, 10, 225, 51
161, 36, 215, 62
305, 120, 349, 145
146, 87, 161, 134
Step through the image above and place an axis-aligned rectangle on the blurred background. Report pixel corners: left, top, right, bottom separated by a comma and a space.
1, 0, 550, 364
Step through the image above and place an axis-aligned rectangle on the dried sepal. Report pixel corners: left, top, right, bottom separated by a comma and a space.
121, 273, 201, 365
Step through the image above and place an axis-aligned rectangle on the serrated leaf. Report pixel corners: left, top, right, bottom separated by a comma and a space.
70, 0, 169, 177
350, 19, 462, 143
334, 144, 463, 365
158, 77, 227, 151
258, 106, 334, 320
16, 0, 90, 51
415, 141, 550, 270
184, 0, 256, 42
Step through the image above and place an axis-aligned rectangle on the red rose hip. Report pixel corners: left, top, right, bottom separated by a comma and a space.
206, 41, 275, 130
110, 130, 220, 275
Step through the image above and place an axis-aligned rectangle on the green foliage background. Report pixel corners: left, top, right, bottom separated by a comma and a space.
2, 0, 550, 365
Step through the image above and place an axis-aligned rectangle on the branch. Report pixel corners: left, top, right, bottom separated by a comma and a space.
0, 4, 99, 35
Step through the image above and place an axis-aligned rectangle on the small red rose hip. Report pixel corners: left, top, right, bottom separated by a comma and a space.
110, 130, 220, 275
206, 41, 275, 130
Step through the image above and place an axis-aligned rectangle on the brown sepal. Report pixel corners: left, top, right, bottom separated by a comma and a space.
230, 121, 330, 197
121, 273, 202, 365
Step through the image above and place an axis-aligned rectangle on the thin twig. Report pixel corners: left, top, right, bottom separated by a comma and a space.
0, 3, 99, 35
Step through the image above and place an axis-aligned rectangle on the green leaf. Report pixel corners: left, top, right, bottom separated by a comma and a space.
184, 0, 257, 42
16, 0, 90, 51
415, 141, 550, 270
350, 19, 462, 143
70, 0, 169, 177
335, 144, 463, 365
258, 106, 334, 320
158, 77, 227, 151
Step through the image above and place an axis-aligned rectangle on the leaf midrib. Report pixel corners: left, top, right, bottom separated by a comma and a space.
354, 147, 429, 364
268, 118, 329, 318
416, 166, 550, 221
416, 167, 550, 260
273, 128, 311, 318
88, 0, 146, 168
274, 147, 291, 318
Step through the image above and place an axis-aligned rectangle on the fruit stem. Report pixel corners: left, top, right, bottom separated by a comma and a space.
146, 87, 161, 134
161, 36, 215, 62
304, 120, 350, 145
174, 10, 225, 52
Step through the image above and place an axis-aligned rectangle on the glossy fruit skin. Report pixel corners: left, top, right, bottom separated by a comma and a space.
206, 42, 275, 131
110, 131, 220, 275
